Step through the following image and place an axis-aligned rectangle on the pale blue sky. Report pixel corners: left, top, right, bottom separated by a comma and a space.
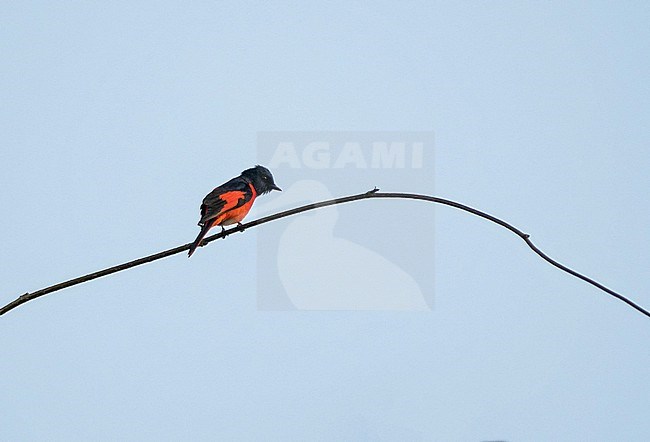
2, 1, 649, 440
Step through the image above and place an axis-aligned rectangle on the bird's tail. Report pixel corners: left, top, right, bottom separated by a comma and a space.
188, 222, 212, 258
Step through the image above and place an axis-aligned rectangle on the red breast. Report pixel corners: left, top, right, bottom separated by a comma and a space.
213, 182, 257, 227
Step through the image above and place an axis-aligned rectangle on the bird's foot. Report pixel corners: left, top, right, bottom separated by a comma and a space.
237, 222, 245, 233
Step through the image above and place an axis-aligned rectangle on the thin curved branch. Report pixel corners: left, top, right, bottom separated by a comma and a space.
1, 188, 648, 319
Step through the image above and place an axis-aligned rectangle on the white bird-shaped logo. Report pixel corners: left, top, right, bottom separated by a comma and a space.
252, 180, 429, 310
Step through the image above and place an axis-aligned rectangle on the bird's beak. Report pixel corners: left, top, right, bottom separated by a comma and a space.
271, 184, 282, 191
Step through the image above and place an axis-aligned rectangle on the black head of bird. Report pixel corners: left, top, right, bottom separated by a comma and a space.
243, 165, 282, 195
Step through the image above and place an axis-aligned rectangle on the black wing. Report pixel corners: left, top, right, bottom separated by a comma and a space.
198, 177, 253, 226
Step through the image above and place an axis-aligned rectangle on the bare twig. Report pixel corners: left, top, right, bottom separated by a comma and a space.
2, 189, 648, 319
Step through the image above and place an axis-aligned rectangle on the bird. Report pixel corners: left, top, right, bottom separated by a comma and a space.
188, 165, 281, 257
